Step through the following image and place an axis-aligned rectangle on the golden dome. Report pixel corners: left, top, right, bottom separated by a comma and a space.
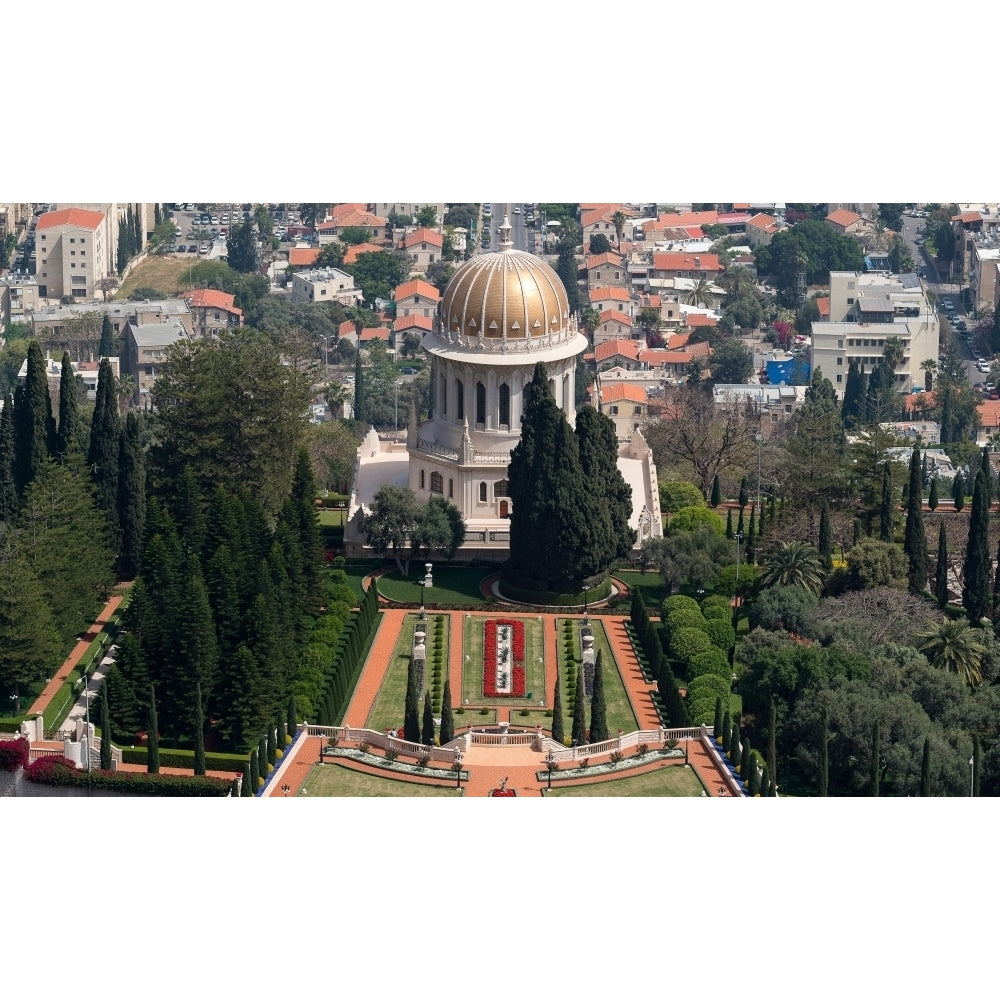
441, 218, 570, 340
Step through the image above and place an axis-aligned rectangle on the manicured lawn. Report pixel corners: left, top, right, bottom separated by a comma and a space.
317, 509, 346, 527
554, 617, 637, 737
365, 614, 449, 731
614, 571, 667, 614
302, 762, 463, 796
375, 567, 494, 606
546, 763, 705, 796
462, 614, 546, 706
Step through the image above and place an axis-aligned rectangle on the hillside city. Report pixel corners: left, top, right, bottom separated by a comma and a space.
2, 199, 1000, 798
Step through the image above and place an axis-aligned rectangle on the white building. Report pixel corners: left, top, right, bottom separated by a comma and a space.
289, 267, 363, 307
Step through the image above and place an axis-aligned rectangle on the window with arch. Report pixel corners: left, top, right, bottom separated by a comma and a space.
479, 482, 487, 502
494, 479, 509, 498
448, 478, 454, 498
476, 381, 486, 425
419, 469, 425, 490
499, 383, 510, 428
430, 471, 443, 494
456, 379, 464, 420
440, 374, 447, 415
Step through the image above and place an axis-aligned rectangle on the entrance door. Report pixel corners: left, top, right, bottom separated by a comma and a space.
499, 500, 509, 517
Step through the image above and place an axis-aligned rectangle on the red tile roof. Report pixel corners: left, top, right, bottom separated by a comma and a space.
37, 207, 105, 230
652, 251, 723, 272
393, 314, 434, 333
343, 242, 383, 264
656, 210, 719, 228
393, 279, 440, 302
816, 297, 830, 316
403, 227, 443, 249
585, 251, 624, 268
978, 399, 1000, 428
595, 382, 647, 404
594, 339, 639, 362
666, 331, 691, 349
903, 390, 936, 413
289, 247, 321, 267
955, 211, 982, 224
590, 286, 632, 302
686, 313, 718, 327
183, 288, 242, 316
359, 327, 390, 342
598, 309, 634, 326
826, 208, 862, 228
581, 204, 625, 228
746, 212, 778, 230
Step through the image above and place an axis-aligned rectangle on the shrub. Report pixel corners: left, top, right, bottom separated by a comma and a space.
609, 750, 624, 766
0, 737, 29, 772
384, 747, 399, 763
416, 754, 430, 769
700, 594, 732, 615
662, 594, 701, 617
702, 619, 736, 650
666, 608, 708, 634
669, 626, 714, 663
636, 743, 649, 757
25, 755, 231, 796
579, 757, 590, 770
688, 648, 732, 681
357, 742, 370, 754
687, 672, 732, 704
701, 604, 732, 623
479, 707, 489, 716
687, 697, 717, 726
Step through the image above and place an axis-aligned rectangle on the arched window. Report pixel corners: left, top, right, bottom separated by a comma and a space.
494, 479, 509, 498
499, 383, 510, 429
419, 469, 425, 490
479, 482, 487, 502
476, 381, 486, 425
456, 379, 464, 420
448, 478, 454, 498
440, 374, 447, 415
430, 471, 443, 494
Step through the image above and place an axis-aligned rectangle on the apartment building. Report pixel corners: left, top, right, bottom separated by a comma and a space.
289, 267, 363, 307
34, 208, 110, 300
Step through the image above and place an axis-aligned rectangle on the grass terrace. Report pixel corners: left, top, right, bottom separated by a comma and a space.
302, 763, 463, 796
546, 763, 705, 796
462, 614, 545, 707
374, 566, 494, 607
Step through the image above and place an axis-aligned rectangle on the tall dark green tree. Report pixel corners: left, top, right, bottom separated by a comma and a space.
710, 474, 721, 507
147, 684, 160, 774
818, 501, 833, 572
116, 412, 146, 579
725, 507, 733, 540
226, 221, 259, 273
767, 695, 777, 793
588, 650, 610, 743
903, 448, 928, 594
87, 358, 121, 542
99, 677, 112, 770
421, 689, 435, 746
738, 477, 748, 509
840, 359, 866, 430
55, 352, 80, 462
973, 733, 982, 797
99, 313, 115, 359
818, 705, 829, 797
952, 471, 965, 512
353, 349, 366, 425
12, 341, 55, 495
0, 394, 17, 522
571, 659, 587, 746
440, 676, 454, 745
193, 681, 206, 776
871, 719, 880, 796
403, 657, 421, 743
928, 476, 939, 510
920, 736, 931, 796
714, 696, 724, 739
935, 522, 950, 609
551, 666, 564, 745
879, 461, 893, 542
962, 468, 991, 623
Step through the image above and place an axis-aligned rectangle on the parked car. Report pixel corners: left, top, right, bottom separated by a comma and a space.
187, 244, 198, 253
177, 244, 187, 253
977, 358, 989, 373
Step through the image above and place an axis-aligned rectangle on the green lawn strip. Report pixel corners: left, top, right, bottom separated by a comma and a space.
317, 509, 346, 527
614, 571, 667, 613
365, 614, 427, 733
461, 614, 545, 707
556, 617, 637, 735
546, 763, 704, 796
375, 567, 492, 606
304, 762, 463, 796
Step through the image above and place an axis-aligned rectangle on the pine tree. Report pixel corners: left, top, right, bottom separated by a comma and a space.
403, 657, 420, 743
928, 476, 939, 510
840, 358, 864, 430
962, 468, 991, 623
935, 522, 950, 609
440, 677, 454, 744
99, 679, 112, 770
147, 685, 160, 774
551, 666, 564, 744
571, 659, 587, 745
879, 461, 893, 542
710, 474, 721, 507
12, 341, 55, 495
194, 681, 206, 776
99, 314, 115, 359
589, 650, 610, 743
920, 736, 931, 796
904, 448, 928, 594
952, 471, 965, 512
421, 689, 435, 746
818, 501, 833, 572
0, 394, 18, 522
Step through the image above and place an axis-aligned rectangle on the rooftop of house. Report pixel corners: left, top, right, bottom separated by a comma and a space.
288, 247, 321, 267
827, 208, 863, 228
651, 251, 723, 272
393, 279, 440, 302
403, 227, 443, 249
594, 382, 648, 404
344, 242, 383, 264
36, 207, 105, 231
393, 314, 434, 332
595, 339, 640, 362
184, 288, 242, 315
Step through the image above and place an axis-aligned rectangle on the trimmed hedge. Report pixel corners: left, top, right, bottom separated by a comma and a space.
687, 648, 733, 681
687, 696, 717, 727
702, 619, 736, 650
669, 626, 713, 663
120, 747, 249, 773
686, 672, 732, 705
699, 594, 732, 615
701, 604, 733, 623
25, 755, 232, 796
662, 594, 701, 617
666, 608, 708, 634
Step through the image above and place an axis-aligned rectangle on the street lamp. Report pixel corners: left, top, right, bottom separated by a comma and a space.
419, 579, 426, 620
452, 754, 463, 789
281, 783, 291, 797
582, 584, 590, 622
734, 531, 744, 582
394, 381, 401, 435
83, 668, 92, 773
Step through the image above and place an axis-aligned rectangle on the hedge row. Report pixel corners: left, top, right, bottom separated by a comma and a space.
25, 755, 232, 796
120, 747, 248, 773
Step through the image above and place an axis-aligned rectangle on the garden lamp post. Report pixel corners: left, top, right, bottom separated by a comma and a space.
83, 669, 92, 773
546, 750, 557, 790
582, 584, 590, 623
970, 755, 975, 797
281, 783, 291, 797
453, 754, 463, 789
735, 531, 743, 582
419, 579, 426, 620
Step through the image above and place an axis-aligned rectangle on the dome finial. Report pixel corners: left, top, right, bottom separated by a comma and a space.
498, 216, 513, 249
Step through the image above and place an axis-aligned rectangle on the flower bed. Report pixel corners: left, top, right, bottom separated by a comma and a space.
483, 618, 526, 698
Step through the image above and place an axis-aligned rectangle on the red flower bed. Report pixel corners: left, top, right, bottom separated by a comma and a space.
483, 619, 526, 698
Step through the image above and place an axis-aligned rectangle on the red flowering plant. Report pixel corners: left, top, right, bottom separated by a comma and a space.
483, 619, 526, 698
0, 738, 29, 772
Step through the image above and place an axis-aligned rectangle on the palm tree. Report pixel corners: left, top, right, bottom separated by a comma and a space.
611, 210, 626, 248
914, 619, 987, 688
719, 265, 755, 300
920, 358, 937, 391
581, 306, 601, 337
884, 336, 906, 371
757, 540, 825, 596
684, 277, 713, 309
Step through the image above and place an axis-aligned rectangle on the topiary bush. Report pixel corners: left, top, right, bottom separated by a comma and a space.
666, 607, 708, 634
701, 603, 733, 623
699, 593, 732, 615
687, 648, 733, 681
686, 672, 732, 705
669, 626, 713, 663
687, 697, 717, 727
702, 619, 736, 650
662, 594, 701, 617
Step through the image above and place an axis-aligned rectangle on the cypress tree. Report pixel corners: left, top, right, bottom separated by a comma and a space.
745, 504, 756, 563
871, 719, 880, 796
194, 682, 206, 776
249, 748, 259, 790
729, 717, 740, 762
920, 736, 931, 796
0, 394, 17, 522
749, 756, 762, 795
99, 679, 112, 770
721, 709, 732, 753
589, 650, 609, 743
853, 518, 862, 544
116, 412, 146, 579
725, 507, 733, 540
879, 461, 893, 542
710, 474, 721, 507
818, 706, 829, 797
736, 505, 745, 539
260, 735, 270, 774
973, 733, 981, 797
287, 693, 297, 737
713, 696, 724, 740
551, 666, 564, 745
421, 689, 435, 746
12, 341, 55, 495
440, 676, 454, 744
904, 448, 928, 594
403, 657, 420, 743
571, 659, 587, 746
982, 447, 993, 505
276, 715, 286, 750
928, 476, 939, 510
840, 358, 864, 430
935, 522, 950, 609
962, 468, 991, 623
99, 313, 115, 359
767, 696, 777, 790
952, 471, 965, 512
759, 763, 769, 798
738, 476, 748, 509
147, 685, 159, 774
55, 352, 80, 461
87, 358, 121, 540
818, 501, 832, 572
241, 761, 252, 797
739, 736, 751, 778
